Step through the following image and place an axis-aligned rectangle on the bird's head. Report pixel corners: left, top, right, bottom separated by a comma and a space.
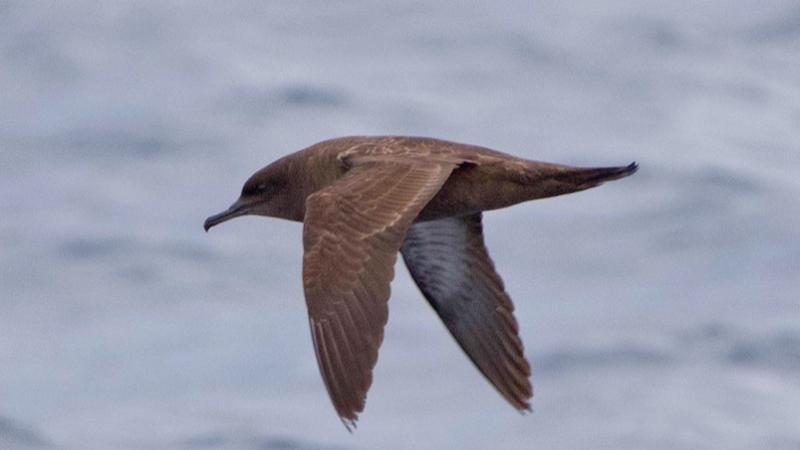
203, 163, 294, 231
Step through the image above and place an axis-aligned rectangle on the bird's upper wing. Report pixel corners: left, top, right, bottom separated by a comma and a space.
400, 213, 533, 410
302, 160, 456, 428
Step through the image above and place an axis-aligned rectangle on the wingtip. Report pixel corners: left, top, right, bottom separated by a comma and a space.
517, 398, 533, 415
341, 417, 357, 433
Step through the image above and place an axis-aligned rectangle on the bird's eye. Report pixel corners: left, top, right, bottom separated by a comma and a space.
243, 183, 268, 197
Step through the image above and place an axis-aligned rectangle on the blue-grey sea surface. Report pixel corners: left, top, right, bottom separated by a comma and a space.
1, 1, 799, 449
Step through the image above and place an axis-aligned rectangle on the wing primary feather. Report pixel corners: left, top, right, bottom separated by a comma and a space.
302, 160, 458, 427
312, 320, 351, 422
322, 318, 359, 416
400, 214, 533, 411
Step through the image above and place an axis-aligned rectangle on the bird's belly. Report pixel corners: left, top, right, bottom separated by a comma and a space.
415, 169, 527, 222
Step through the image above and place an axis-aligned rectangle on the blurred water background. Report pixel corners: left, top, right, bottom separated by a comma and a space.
2, 1, 799, 449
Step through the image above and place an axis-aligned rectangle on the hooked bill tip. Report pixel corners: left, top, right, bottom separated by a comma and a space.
203, 210, 229, 232
203, 213, 227, 232
203, 201, 249, 232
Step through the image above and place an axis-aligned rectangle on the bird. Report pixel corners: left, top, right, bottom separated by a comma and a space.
204, 135, 638, 430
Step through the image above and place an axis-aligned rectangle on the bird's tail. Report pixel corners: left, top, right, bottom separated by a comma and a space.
515, 161, 639, 202
574, 162, 639, 188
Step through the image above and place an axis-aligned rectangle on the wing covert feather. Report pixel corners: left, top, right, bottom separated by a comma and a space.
400, 213, 533, 410
303, 161, 455, 428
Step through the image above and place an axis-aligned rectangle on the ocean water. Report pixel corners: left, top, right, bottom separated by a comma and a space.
2, 1, 799, 449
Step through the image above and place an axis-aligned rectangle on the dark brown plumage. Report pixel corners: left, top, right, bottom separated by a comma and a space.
204, 136, 637, 429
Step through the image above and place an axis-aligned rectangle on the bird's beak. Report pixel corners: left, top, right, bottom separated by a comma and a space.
204, 198, 251, 232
